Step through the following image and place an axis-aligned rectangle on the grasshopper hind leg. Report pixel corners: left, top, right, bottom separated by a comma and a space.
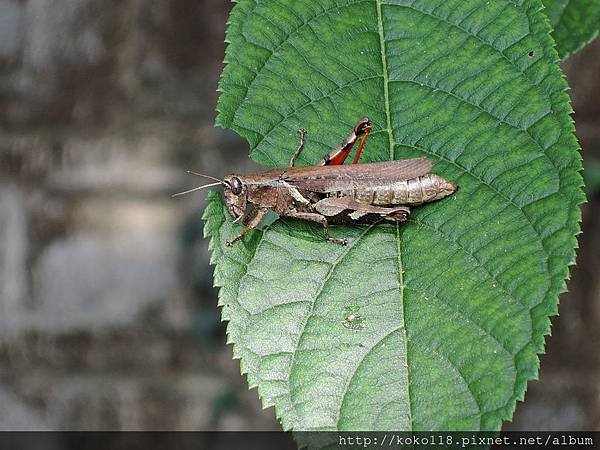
285, 211, 348, 246
383, 207, 410, 222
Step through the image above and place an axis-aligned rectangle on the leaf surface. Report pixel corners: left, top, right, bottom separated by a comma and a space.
542, 0, 600, 58
206, 0, 584, 431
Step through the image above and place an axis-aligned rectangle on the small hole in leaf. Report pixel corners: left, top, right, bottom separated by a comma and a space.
528, 51, 535, 57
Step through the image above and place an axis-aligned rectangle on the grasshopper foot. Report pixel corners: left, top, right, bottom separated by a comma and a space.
226, 231, 247, 247
326, 236, 348, 246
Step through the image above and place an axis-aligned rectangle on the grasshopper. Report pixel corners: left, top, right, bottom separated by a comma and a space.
175, 118, 458, 246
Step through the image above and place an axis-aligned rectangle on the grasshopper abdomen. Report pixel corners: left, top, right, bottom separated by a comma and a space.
335, 173, 457, 207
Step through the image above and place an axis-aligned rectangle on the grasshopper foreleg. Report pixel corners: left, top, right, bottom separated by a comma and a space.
285, 211, 348, 246
225, 228, 250, 246
225, 207, 269, 246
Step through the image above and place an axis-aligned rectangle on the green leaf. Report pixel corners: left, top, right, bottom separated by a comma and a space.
542, 0, 600, 59
207, 0, 584, 431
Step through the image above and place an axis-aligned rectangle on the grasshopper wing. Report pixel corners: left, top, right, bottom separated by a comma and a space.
282, 157, 434, 193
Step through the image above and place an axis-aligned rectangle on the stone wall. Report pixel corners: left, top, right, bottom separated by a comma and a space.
0, 0, 599, 430
0, 0, 275, 430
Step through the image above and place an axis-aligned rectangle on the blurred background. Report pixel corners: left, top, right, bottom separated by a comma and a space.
0, 0, 598, 431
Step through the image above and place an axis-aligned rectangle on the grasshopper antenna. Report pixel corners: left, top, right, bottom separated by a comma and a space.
186, 171, 224, 184
171, 171, 229, 197
172, 182, 223, 197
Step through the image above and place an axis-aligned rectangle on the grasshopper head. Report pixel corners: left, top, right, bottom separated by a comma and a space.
223, 174, 248, 221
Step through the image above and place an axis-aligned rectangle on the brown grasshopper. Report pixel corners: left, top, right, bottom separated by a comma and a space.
175, 117, 458, 246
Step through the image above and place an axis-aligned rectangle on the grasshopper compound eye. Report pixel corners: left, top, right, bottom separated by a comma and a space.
230, 177, 243, 195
